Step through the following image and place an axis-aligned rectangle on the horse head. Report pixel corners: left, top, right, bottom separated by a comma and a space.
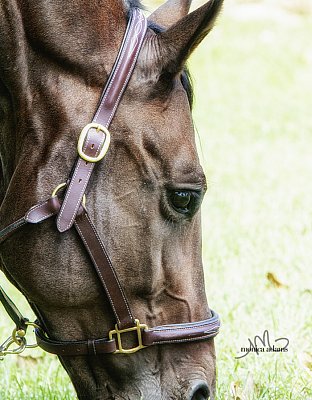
0, 0, 223, 398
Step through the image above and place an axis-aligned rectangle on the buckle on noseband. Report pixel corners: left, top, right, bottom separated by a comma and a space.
77, 123, 110, 163
109, 319, 148, 354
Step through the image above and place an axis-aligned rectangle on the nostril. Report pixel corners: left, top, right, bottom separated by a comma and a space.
188, 380, 210, 400
192, 390, 208, 400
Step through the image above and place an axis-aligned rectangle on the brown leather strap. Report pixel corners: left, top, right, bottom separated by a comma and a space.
0, 8, 221, 357
74, 210, 135, 329
0, 285, 29, 331
34, 312, 220, 356
26, 197, 61, 223
0, 200, 221, 356
0, 197, 60, 244
0, 196, 135, 330
57, 8, 147, 233
35, 327, 117, 356
0, 217, 27, 244
142, 311, 220, 346
0, 197, 135, 330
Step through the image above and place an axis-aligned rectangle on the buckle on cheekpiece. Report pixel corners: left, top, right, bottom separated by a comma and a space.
109, 319, 148, 354
77, 123, 111, 163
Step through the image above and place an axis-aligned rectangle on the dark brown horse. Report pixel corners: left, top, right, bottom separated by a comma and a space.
0, 0, 223, 398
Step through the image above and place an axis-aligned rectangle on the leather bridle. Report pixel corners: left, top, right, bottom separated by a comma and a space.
0, 8, 220, 358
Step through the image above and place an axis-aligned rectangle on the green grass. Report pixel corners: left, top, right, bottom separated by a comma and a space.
1, 4, 312, 399
190, 4, 312, 399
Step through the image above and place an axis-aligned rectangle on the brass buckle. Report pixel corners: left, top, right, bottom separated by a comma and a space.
109, 319, 148, 354
77, 123, 110, 163
52, 182, 86, 206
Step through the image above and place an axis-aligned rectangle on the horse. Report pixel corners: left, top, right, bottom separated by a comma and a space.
0, 0, 223, 398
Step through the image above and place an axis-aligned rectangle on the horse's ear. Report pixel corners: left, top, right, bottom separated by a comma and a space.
157, 0, 223, 74
148, 0, 191, 29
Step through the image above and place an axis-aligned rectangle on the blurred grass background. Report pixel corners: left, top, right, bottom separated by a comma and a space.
1, 0, 312, 398
190, 1, 312, 399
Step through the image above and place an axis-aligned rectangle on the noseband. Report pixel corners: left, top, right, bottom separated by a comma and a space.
0, 8, 220, 358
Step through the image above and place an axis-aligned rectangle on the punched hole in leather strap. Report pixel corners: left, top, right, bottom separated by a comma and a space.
56, 8, 147, 233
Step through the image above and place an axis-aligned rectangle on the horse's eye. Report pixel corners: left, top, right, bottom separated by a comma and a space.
169, 191, 201, 215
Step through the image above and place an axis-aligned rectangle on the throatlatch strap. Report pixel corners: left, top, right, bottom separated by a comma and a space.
56, 8, 147, 233
0, 285, 28, 331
